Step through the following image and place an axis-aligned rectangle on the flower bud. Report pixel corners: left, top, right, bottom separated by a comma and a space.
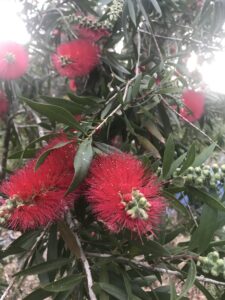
214, 173, 221, 181
221, 164, 225, 173
202, 169, 210, 177
212, 164, 219, 172
195, 167, 201, 175
211, 268, 219, 277
208, 251, 219, 262
187, 167, 194, 174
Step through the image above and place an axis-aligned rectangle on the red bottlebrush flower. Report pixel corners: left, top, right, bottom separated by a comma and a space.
86, 153, 165, 236
0, 90, 8, 118
52, 39, 100, 78
72, 25, 110, 42
0, 135, 78, 231
69, 79, 77, 92
180, 90, 205, 122
0, 42, 28, 80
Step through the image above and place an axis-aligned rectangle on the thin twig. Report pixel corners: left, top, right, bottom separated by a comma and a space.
86, 252, 225, 287
73, 232, 97, 300
148, 22, 164, 63
160, 95, 225, 153
88, 104, 122, 139
138, 29, 221, 51
135, 30, 141, 75
58, 215, 97, 300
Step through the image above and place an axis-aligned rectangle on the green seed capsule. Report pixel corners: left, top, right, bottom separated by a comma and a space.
211, 268, 219, 277
202, 267, 210, 274
196, 177, 203, 186
212, 164, 219, 172
202, 170, 211, 177
214, 173, 221, 181
209, 180, 217, 189
221, 164, 225, 173
187, 167, 194, 174
217, 258, 224, 266
195, 167, 201, 175
208, 251, 219, 262
186, 174, 193, 183
204, 165, 211, 171
198, 256, 206, 263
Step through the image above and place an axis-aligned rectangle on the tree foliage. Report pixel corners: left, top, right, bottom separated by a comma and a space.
1, 0, 225, 299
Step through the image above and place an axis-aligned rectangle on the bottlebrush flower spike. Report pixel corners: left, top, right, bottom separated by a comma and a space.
0, 41, 28, 80
180, 89, 205, 122
0, 90, 8, 118
86, 153, 165, 236
72, 24, 110, 42
0, 135, 78, 231
52, 39, 100, 78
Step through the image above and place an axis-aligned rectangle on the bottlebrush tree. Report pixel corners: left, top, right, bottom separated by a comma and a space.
1, 0, 225, 299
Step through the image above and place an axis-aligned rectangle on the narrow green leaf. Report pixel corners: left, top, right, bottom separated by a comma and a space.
9, 149, 37, 159
137, 135, 161, 158
145, 240, 171, 257
179, 143, 195, 174
98, 282, 127, 300
170, 281, 177, 300
149, 0, 162, 16
21, 97, 85, 133
157, 87, 182, 94
131, 73, 142, 99
15, 258, 71, 277
127, 0, 136, 25
42, 96, 86, 114
193, 143, 216, 167
194, 280, 215, 300
94, 142, 122, 154
66, 139, 93, 193
164, 226, 185, 244
189, 204, 218, 253
67, 93, 102, 107
0, 231, 41, 259
47, 224, 58, 261
42, 274, 83, 292
35, 141, 72, 171
122, 271, 133, 300
99, 267, 110, 300
144, 120, 165, 144
162, 135, 175, 178
187, 187, 225, 212
167, 153, 187, 179
163, 191, 189, 217
103, 54, 130, 75
178, 260, 196, 299
23, 289, 53, 300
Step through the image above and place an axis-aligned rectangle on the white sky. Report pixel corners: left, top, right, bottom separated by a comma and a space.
0, 0, 30, 44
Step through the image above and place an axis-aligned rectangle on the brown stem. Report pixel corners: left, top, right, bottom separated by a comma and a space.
58, 216, 97, 300
0, 117, 12, 180
86, 252, 225, 287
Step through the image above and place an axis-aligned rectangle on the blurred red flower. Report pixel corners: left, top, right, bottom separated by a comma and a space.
0, 135, 78, 231
73, 25, 110, 42
0, 90, 8, 118
52, 39, 100, 78
69, 79, 77, 92
86, 153, 165, 236
0, 42, 28, 80
180, 90, 205, 122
